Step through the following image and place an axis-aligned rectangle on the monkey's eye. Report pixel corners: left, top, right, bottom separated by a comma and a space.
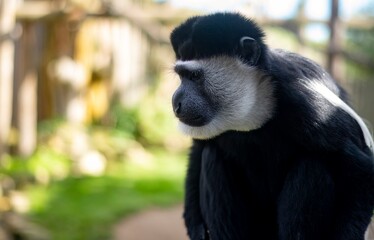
174, 64, 203, 81
177, 68, 202, 81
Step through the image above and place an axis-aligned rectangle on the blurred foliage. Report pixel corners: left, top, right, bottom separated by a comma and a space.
26, 152, 186, 240
345, 2, 374, 81
0, 80, 189, 239
137, 96, 180, 147
109, 105, 140, 139
346, 27, 374, 80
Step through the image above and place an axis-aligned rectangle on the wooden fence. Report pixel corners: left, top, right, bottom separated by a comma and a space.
0, 0, 169, 157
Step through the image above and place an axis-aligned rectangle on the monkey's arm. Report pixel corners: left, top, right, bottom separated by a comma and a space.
332, 144, 374, 240
277, 156, 335, 240
278, 147, 374, 240
184, 141, 209, 240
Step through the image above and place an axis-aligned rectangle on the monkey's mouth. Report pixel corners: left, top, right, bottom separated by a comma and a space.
178, 114, 210, 127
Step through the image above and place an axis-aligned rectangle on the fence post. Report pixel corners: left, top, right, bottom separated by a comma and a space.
0, 0, 18, 158
327, 0, 344, 82
15, 23, 38, 156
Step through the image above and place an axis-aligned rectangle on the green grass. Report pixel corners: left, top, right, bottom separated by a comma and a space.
26, 150, 187, 240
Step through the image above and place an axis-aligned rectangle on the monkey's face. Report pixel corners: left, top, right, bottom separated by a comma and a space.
170, 13, 275, 139
172, 56, 274, 139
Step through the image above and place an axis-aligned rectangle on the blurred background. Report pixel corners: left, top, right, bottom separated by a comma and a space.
0, 0, 373, 239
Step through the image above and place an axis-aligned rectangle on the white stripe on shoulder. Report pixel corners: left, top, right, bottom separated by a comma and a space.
306, 80, 374, 154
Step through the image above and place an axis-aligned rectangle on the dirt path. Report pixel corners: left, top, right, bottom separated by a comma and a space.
113, 204, 374, 240
112, 205, 188, 240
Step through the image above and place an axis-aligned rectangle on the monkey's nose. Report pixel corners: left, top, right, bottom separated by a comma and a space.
174, 102, 182, 115
172, 89, 184, 117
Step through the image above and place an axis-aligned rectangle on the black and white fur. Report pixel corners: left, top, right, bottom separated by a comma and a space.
175, 56, 274, 139
171, 13, 374, 240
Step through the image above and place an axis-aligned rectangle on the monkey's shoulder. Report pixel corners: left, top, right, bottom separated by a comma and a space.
265, 49, 330, 82
264, 48, 349, 106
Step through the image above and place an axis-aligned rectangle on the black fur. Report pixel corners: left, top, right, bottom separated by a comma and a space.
170, 12, 266, 65
171, 13, 374, 240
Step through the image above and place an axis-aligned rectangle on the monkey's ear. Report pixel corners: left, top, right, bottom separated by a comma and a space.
239, 36, 261, 65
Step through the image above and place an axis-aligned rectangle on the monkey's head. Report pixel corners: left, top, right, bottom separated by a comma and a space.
171, 13, 275, 139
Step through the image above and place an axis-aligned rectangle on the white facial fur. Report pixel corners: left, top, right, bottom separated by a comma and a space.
174, 56, 275, 139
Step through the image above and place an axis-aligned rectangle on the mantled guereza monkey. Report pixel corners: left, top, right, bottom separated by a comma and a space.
170, 12, 374, 240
